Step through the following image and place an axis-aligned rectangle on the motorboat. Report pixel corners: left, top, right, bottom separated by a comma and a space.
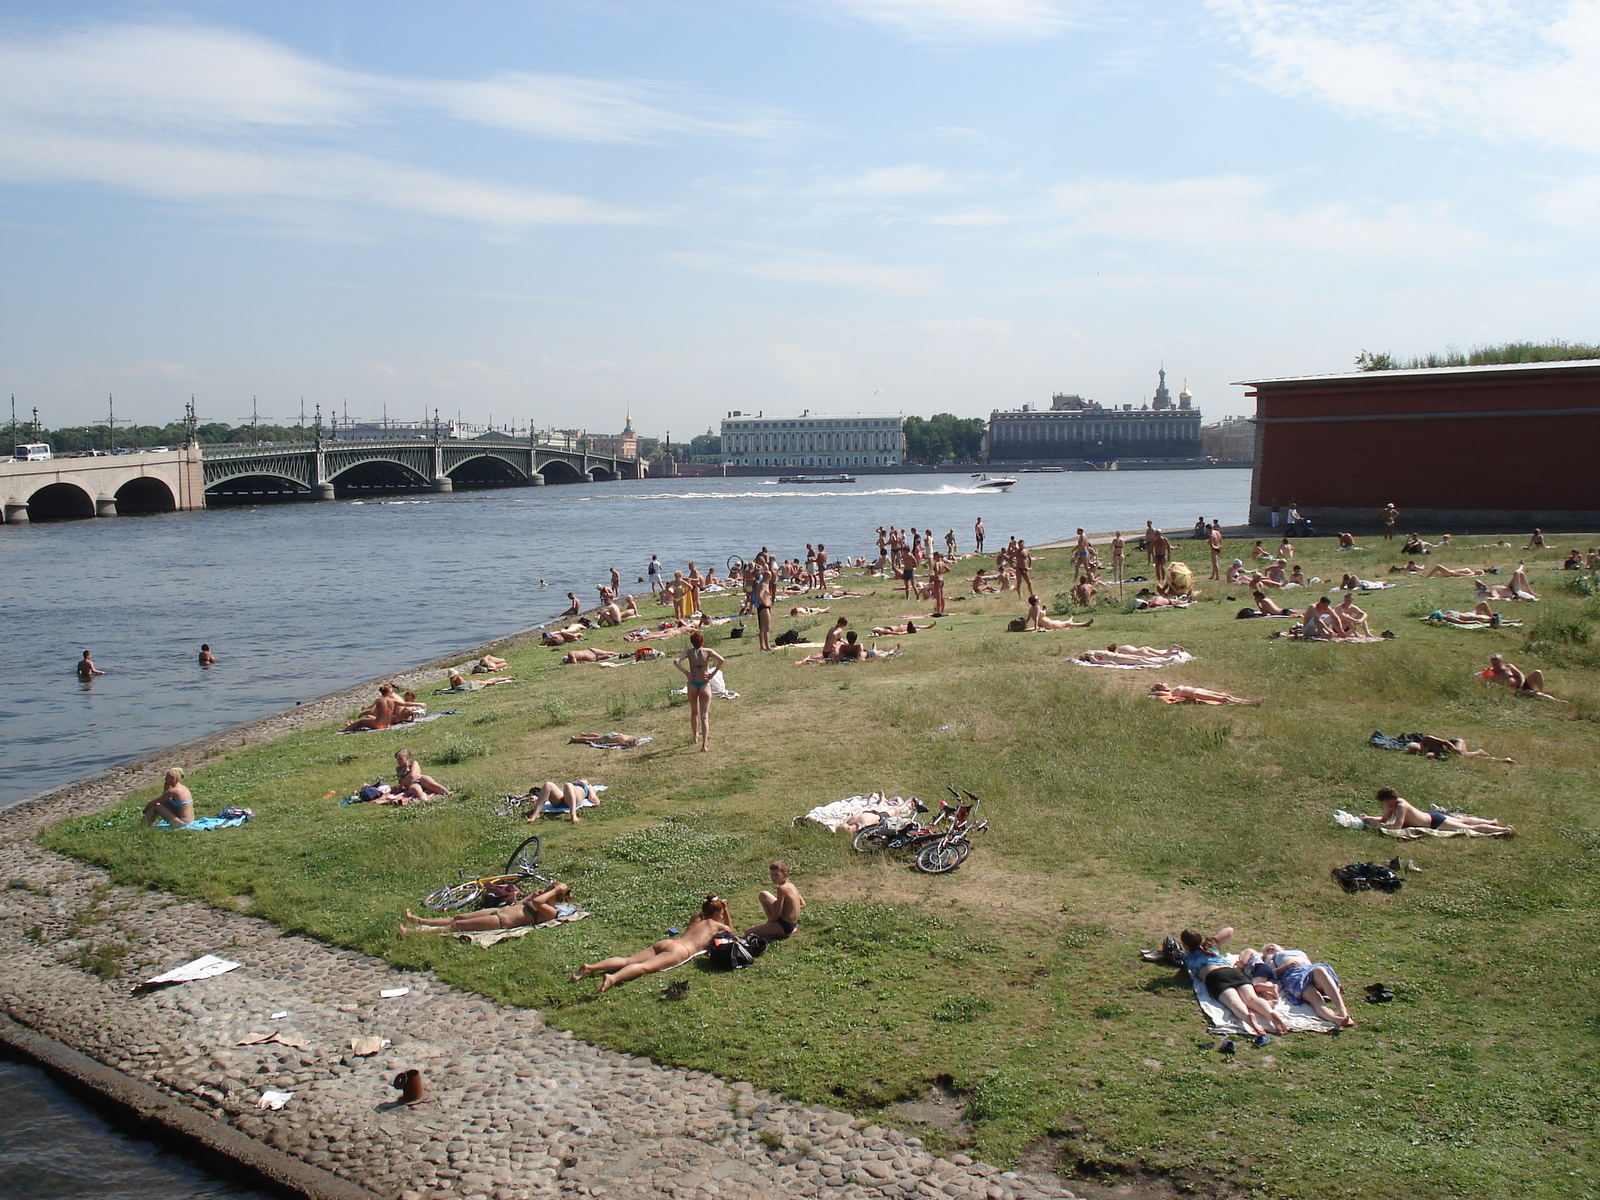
971, 473, 1017, 492
777, 473, 856, 484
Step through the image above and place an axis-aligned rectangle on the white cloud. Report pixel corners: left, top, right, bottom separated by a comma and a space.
1209, 0, 1600, 154
911, 318, 1013, 334
669, 249, 944, 296
1048, 174, 1484, 262
0, 22, 792, 229
0, 130, 645, 228
825, 0, 1078, 38
927, 209, 1012, 225
821, 164, 954, 196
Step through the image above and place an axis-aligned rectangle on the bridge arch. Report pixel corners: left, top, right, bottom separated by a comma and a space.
588, 465, 615, 482
447, 453, 527, 490
328, 459, 432, 495
538, 460, 585, 484
27, 481, 97, 520
206, 473, 313, 505
114, 477, 176, 515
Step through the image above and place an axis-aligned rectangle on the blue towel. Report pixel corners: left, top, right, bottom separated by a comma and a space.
156, 807, 252, 830
1370, 730, 1424, 752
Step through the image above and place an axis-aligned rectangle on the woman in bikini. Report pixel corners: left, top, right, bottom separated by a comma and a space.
400, 882, 573, 935
1179, 927, 1288, 1040
394, 749, 452, 801
928, 552, 950, 617
1482, 653, 1564, 700
675, 631, 726, 752
571, 895, 732, 993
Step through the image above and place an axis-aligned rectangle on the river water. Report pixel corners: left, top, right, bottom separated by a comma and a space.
0, 468, 1248, 1197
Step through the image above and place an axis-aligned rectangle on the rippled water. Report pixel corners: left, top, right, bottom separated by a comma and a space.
0, 1059, 266, 1199
0, 469, 1249, 808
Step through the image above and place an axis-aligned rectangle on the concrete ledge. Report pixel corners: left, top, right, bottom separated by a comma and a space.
0, 1012, 381, 1200
1248, 505, 1600, 532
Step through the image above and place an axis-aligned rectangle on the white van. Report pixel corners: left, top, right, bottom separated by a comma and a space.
13, 443, 51, 462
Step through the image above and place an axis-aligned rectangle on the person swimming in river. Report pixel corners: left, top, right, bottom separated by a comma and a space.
197, 644, 216, 666
570, 895, 733, 994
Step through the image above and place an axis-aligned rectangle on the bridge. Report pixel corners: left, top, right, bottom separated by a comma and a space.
0, 436, 641, 522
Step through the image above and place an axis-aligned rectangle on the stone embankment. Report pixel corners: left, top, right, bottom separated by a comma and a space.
0, 670, 1080, 1200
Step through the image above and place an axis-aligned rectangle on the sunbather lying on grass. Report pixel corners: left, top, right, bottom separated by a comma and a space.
568, 732, 647, 747
571, 895, 733, 994
1424, 564, 1485, 578
1359, 787, 1514, 834
562, 647, 627, 664
517, 779, 600, 823
1404, 735, 1514, 763
445, 669, 516, 691
1180, 927, 1289, 1038
1482, 653, 1565, 700
1425, 602, 1501, 626
1027, 595, 1094, 630
1075, 644, 1189, 666
400, 882, 573, 935
474, 655, 508, 673
541, 626, 587, 645
1242, 944, 1355, 1028
1147, 683, 1261, 706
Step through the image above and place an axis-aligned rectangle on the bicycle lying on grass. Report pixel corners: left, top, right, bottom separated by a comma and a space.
422, 835, 552, 911
851, 787, 988, 874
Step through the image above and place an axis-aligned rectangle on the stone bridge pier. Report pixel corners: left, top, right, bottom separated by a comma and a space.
0, 447, 206, 523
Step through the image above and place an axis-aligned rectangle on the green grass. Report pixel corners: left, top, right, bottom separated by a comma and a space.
39, 536, 1600, 1198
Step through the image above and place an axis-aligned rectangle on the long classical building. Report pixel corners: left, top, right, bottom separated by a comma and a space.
1240, 359, 1600, 526
987, 370, 1202, 462
720, 411, 905, 468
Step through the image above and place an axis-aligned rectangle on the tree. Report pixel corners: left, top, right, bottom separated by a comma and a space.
902, 414, 985, 463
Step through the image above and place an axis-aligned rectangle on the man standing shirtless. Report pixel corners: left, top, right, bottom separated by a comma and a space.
745, 861, 806, 940
76, 650, 104, 679
973, 517, 985, 555
1147, 528, 1171, 583
1208, 525, 1224, 580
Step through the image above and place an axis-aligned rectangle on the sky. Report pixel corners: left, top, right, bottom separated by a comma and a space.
4, 0, 1600, 436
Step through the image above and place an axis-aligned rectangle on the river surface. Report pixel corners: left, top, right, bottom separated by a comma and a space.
1, 470, 1250, 809
0, 467, 1248, 1194
0, 1058, 267, 1199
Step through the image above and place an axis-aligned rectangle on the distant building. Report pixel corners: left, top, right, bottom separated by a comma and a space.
1201, 415, 1254, 462
720, 411, 905, 468
583, 410, 640, 460
1240, 359, 1600, 526
987, 370, 1202, 462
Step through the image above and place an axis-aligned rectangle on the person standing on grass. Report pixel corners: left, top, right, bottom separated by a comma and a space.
675, 631, 724, 752
1111, 532, 1125, 581
1208, 525, 1224, 580
1073, 528, 1093, 581
929, 551, 950, 616
816, 543, 829, 588
647, 554, 663, 595
1148, 528, 1171, 584
974, 517, 985, 555
1381, 502, 1398, 540
1014, 540, 1034, 598
755, 568, 774, 652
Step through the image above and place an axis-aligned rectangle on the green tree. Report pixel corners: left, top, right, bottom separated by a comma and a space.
902, 414, 985, 463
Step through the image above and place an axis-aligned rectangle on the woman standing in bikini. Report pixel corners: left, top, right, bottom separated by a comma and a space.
675, 631, 726, 752
572, 895, 732, 993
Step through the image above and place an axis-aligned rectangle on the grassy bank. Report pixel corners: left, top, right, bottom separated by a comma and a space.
38, 536, 1600, 1198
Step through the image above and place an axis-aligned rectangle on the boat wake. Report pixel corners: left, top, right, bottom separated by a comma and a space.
579, 484, 993, 501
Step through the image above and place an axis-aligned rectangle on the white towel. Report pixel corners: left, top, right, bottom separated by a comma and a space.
1068, 650, 1194, 671
800, 792, 917, 832
1190, 955, 1336, 1034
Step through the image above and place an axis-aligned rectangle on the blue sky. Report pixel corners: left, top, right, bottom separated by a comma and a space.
4, 0, 1599, 436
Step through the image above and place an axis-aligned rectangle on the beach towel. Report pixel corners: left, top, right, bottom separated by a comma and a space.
336, 711, 456, 734
1068, 650, 1194, 670
799, 792, 917, 832
1188, 955, 1336, 1035
155, 807, 253, 830
1281, 629, 1387, 643
1370, 730, 1425, 751
445, 906, 591, 948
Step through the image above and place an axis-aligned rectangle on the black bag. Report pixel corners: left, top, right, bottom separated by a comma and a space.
707, 931, 756, 970
1332, 862, 1403, 894
775, 629, 802, 646
1007, 616, 1028, 632
728, 625, 744, 639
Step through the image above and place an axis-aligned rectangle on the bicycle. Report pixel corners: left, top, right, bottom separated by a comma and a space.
850, 797, 950, 854
914, 788, 989, 875
726, 554, 747, 577
421, 836, 551, 911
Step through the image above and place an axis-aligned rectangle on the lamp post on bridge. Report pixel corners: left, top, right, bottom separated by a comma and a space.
311, 404, 334, 501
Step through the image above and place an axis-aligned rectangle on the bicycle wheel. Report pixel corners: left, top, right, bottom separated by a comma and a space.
505, 835, 542, 877
852, 825, 886, 853
915, 840, 968, 875
423, 881, 483, 912
727, 554, 746, 575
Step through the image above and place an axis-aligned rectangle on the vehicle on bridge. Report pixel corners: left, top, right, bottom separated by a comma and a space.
12, 443, 51, 462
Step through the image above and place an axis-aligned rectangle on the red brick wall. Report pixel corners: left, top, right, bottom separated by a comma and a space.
1251, 370, 1600, 512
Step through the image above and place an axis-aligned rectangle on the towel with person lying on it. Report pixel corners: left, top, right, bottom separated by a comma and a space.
1187, 956, 1338, 1036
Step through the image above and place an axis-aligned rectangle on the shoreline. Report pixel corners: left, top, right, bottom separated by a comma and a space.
0, 604, 1080, 1200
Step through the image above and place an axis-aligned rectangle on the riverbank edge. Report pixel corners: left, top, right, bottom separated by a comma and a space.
0, 1012, 380, 1200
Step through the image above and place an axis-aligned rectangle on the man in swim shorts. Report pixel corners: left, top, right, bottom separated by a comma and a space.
1359, 786, 1514, 834
745, 861, 806, 940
